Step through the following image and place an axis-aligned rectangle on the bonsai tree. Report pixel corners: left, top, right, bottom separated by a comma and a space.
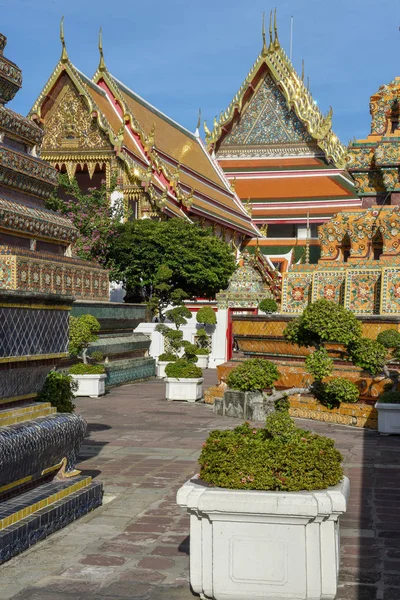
69, 314, 101, 365
146, 264, 189, 322
156, 304, 193, 360
227, 358, 279, 393
165, 358, 202, 379
195, 306, 217, 356
258, 298, 278, 314
376, 328, 400, 391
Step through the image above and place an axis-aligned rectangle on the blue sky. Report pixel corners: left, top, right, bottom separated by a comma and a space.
2, 0, 399, 145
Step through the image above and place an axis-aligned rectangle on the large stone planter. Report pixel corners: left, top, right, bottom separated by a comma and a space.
375, 401, 400, 434
177, 475, 350, 600
214, 389, 275, 421
71, 374, 106, 398
157, 361, 171, 378
196, 354, 209, 369
165, 377, 203, 402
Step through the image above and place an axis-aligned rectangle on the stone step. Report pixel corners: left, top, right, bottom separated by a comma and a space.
0, 478, 103, 564
0, 402, 56, 426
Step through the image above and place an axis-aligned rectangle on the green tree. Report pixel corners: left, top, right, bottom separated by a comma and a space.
106, 218, 236, 305
69, 314, 101, 364
46, 173, 123, 269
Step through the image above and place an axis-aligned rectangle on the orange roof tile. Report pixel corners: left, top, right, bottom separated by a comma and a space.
234, 175, 354, 200
217, 157, 324, 169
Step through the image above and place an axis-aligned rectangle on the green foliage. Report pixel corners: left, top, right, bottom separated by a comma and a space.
284, 299, 361, 348
106, 218, 236, 305
196, 327, 210, 349
348, 338, 387, 376
199, 413, 343, 492
378, 390, 400, 404
305, 348, 333, 382
227, 358, 280, 392
181, 341, 199, 363
196, 348, 210, 355
46, 173, 122, 268
196, 306, 217, 326
146, 264, 189, 321
158, 352, 177, 362
165, 359, 203, 379
258, 298, 278, 314
69, 363, 105, 375
69, 314, 100, 358
317, 377, 359, 409
91, 351, 104, 363
165, 305, 192, 329
377, 329, 400, 349
37, 371, 77, 413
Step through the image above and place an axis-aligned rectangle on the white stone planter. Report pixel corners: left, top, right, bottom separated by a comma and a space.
375, 401, 400, 434
71, 374, 106, 398
157, 361, 172, 378
196, 354, 209, 369
165, 378, 203, 402
177, 474, 350, 600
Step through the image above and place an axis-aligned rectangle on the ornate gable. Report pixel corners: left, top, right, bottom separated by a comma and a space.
42, 78, 111, 153
221, 73, 313, 148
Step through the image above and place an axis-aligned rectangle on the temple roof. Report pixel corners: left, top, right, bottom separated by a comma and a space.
207, 12, 347, 170
29, 31, 259, 238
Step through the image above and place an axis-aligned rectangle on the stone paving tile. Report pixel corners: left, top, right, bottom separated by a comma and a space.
1, 371, 399, 599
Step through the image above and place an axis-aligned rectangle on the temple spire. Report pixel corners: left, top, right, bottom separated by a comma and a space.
261, 12, 267, 56
301, 59, 304, 82
274, 8, 280, 49
195, 108, 201, 137
268, 10, 273, 51
98, 27, 106, 72
60, 16, 68, 63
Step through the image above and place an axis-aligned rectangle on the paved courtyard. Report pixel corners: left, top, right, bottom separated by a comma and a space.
0, 371, 399, 600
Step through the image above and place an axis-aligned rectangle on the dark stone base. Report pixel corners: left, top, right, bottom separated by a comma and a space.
0, 479, 103, 565
214, 389, 275, 421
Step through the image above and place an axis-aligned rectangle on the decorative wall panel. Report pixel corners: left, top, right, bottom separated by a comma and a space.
281, 272, 313, 314
344, 269, 381, 315
312, 270, 345, 304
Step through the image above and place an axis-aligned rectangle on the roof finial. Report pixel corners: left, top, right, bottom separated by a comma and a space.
307, 76, 310, 91
60, 16, 68, 63
195, 108, 201, 137
98, 27, 106, 72
262, 12, 267, 56
274, 8, 280, 48
268, 10, 273, 50
301, 59, 304, 82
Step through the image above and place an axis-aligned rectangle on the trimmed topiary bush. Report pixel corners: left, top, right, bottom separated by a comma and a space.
158, 352, 177, 362
317, 377, 359, 409
198, 409, 343, 492
378, 390, 400, 404
377, 329, 400, 349
91, 351, 104, 363
165, 359, 203, 379
196, 348, 210, 355
37, 371, 77, 413
258, 298, 278, 314
69, 314, 100, 360
196, 306, 217, 326
69, 363, 105, 375
227, 358, 279, 392
348, 338, 387, 376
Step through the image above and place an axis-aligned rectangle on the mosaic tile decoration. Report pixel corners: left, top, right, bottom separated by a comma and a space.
105, 357, 156, 387
344, 269, 381, 315
281, 272, 313, 313
312, 270, 346, 304
381, 267, 400, 315
221, 73, 314, 147
0, 413, 87, 488
0, 480, 103, 564
0, 364, 51, 400
0, 306, 69, 358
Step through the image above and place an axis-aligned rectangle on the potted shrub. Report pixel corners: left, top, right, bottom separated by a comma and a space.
214, 358, 280, 421
258, 297, 278, 314
68, 314, 106, 397
164, 358, 203, 402
375, 391, 400, 434
157, 351, 177, 378
195, 306, 216, 368
177, 406, 349, 600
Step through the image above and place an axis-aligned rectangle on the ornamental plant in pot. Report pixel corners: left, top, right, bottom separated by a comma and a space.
195, 306, 217, 369
155, 304, 192, 377
374, 329, 400, 434
68, 314, 106, 398
164, 349, 203, 402
177, 405, 349, 600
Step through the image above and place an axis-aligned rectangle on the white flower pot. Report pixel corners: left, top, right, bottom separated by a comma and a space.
165, 377, 203, 402
71, 374, 106, 398
157, 361, 172, 378
177, 474, 350, 600
196, 355, 209, 369
375, 402, 400, 434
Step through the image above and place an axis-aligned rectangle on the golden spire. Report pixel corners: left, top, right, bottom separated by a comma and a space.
98, 27, 106, 72
60, 16, 68, 63
196, 108, 202, 131
274, 8, 280, 49
301, 59, 304, 82
261, 12, 267, 56
268, 10, 273, 51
